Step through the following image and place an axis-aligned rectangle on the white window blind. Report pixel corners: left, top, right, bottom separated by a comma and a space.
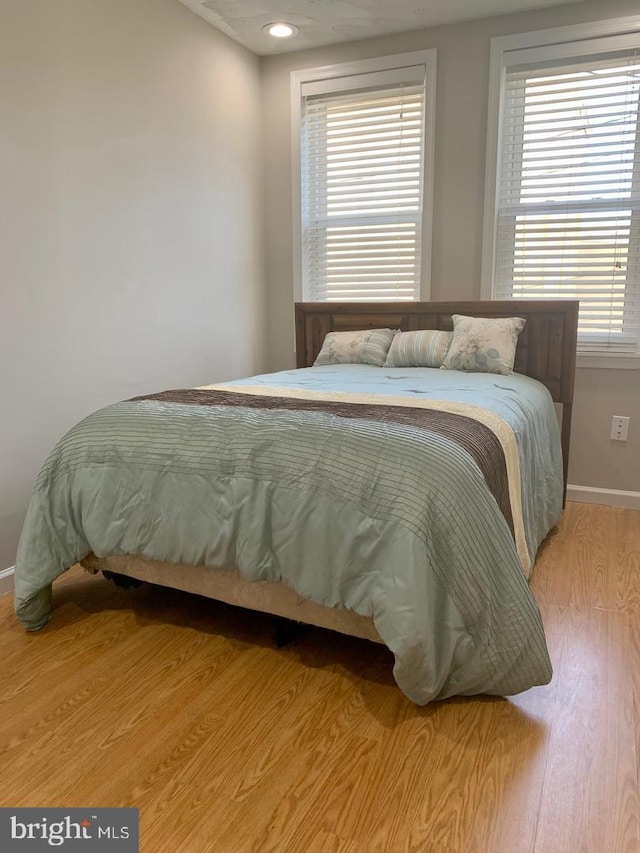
301, 72, 427, 302
495, 48, 640, 351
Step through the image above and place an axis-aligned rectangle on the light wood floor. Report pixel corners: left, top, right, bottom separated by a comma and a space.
1, 502, 639, 852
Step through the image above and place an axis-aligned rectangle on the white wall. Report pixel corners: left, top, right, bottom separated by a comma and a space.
0, 0, 265, 568
261, 0, 640, 494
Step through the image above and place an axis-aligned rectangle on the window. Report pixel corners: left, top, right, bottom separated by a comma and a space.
483, 19, 640, 358
292, 52, 436, 302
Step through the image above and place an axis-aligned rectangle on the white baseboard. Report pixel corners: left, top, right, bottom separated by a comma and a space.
0, 566, 15, 596
568, 485, 640, 510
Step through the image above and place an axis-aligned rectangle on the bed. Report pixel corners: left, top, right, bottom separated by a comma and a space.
14, 300, 578, 705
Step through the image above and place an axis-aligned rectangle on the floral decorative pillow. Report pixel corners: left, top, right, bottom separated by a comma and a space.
384, 330, 452, 368
441, 315, 526, 375
314, 328, 396, 367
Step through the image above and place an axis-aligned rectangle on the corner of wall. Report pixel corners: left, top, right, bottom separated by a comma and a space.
0, 567, 15, 597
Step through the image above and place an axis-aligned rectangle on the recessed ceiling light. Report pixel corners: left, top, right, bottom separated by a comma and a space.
263, 22, 299, 39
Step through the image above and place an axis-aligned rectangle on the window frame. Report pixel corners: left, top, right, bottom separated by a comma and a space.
291, 50, 437, 304
482, 15, 640, 369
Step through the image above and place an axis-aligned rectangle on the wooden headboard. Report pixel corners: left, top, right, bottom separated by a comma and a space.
295, 300, 579, 500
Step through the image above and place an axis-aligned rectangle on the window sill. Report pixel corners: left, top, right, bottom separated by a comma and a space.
577, 353, 640, 370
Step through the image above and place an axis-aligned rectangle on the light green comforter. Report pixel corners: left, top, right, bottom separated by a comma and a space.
15, 366, 559, 704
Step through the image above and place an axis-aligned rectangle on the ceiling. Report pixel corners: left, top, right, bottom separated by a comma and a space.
177, 0, 587, 56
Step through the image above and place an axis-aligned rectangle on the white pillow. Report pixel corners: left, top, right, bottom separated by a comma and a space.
441, 315, 525, 375
314, 328, 396, 367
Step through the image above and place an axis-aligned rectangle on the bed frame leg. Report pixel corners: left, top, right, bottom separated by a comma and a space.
273, 617, 309, 648
102, 571, 143, 589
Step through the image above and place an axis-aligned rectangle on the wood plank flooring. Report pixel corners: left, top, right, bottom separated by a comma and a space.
1, 502, 639, 852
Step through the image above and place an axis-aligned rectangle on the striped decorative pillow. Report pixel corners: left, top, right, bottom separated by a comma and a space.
384, 330, 452, 368
314, 328, 396, 367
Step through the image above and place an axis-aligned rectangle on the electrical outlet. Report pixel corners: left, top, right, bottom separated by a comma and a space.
610, 416, 630, 441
